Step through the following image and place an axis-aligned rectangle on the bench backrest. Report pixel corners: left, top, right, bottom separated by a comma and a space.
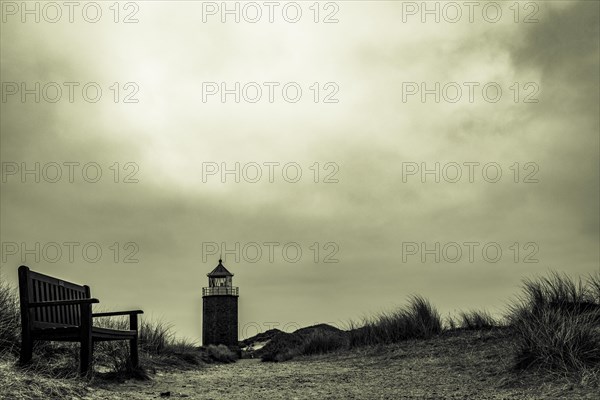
18, 265, 91, 328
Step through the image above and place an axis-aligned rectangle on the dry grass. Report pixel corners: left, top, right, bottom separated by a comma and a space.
456, 310, 498, 330
0, 359, 88, 400
348, 295, 443, 347
0, 281, 20, 355
93, 316, 212, 377
507, 271, 600, 373
259, 296, 443, 362
301, 329, 348, 355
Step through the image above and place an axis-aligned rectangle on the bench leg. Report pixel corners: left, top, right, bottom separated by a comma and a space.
80, 303, 93, 377
130, 337, 139, 368
79, 335, 94, 376
129, 313, 140, 369
80, 337, 93, 377
19, 337, 33, 365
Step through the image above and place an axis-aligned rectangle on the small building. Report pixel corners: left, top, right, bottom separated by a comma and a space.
202, 259, 239, 347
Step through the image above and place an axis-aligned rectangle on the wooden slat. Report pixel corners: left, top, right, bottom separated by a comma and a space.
63, 287, 69, 324
56, 285, 62, 323
75, 291, 82, 325
48, 284, 54, 323
46, 281, 52, 322
33, 280, 38, 321
74, 290, 80, 324
58, 286, 65, 324
50, 283, 55, 322
32, 280, 39, 321
52, 284, 58, 323
68, 288, 74, 325
46, 282, 51, 322
29, 277, 87, 325
37, 280, 42, 321
40, 281, 47, 322
40, 281, 49, 322
55, 287, 61, 324
29, 272, 81, 325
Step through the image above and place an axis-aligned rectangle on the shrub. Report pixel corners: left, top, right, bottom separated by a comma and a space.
204, 345, 237, 363
258, 326, 347, 362
272, 349, 299, 362
260, 332, 305, 362
508, 271, 600, 371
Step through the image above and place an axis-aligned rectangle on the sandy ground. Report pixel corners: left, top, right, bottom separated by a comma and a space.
83, 330, 597, 400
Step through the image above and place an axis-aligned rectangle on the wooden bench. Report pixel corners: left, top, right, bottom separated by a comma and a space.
18, 265, 143, 376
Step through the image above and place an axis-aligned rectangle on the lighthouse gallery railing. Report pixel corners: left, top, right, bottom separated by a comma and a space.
202, 287, 239, 296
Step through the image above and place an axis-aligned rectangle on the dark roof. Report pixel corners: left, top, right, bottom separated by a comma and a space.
207, 259, 234, 277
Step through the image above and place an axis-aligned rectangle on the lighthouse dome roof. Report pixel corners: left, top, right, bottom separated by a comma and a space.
207, 259, 234, 277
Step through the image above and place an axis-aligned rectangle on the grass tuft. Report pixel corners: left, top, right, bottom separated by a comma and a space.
0, 282, 20, 355
301, 330, 347, 356
508, 271, 600, 372
349, 295, 443, 347
458, 310, 497, 330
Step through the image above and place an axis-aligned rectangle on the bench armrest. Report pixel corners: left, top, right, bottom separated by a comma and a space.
29, 299, 99, 307
92, 310, 144, 317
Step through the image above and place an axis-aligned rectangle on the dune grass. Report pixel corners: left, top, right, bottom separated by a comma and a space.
0, 360, 88, 400
301, 330, 348, 355
261, 296, 443, 362
348, 295, 443, 348
260, 273, 599, 375
456, 310, 498, 330
0, 281, 20, 355
507, 271, 600, 372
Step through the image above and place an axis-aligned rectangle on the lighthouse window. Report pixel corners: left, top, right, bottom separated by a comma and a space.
211, 277, 226, 287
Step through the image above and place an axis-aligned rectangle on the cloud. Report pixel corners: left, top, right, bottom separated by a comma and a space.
1, 1, 598, 341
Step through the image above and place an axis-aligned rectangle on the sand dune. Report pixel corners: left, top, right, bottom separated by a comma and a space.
84, 329, 595, 400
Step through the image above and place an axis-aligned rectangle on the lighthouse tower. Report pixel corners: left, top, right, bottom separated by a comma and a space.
202, 259, 239, 347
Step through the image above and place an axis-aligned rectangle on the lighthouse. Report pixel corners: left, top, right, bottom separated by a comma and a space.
202, 258, 239, 347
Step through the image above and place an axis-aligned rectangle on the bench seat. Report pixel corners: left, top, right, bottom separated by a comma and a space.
31, 326, 138, 341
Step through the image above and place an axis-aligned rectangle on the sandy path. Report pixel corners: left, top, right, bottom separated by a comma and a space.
87, 331, 596, 400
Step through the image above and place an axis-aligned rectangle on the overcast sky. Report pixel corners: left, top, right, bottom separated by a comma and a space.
1, 1, 598, 342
